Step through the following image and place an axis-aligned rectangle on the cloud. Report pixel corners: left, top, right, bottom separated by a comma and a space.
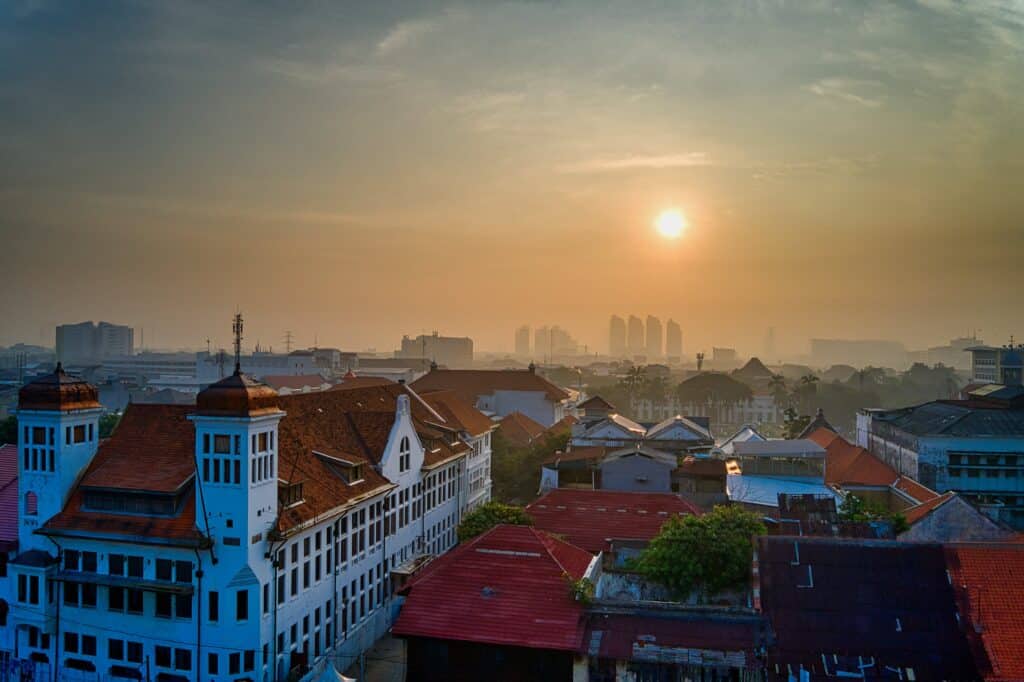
805, 78, 883, 108
376, 19, 435, 55
557, 153, 712, 174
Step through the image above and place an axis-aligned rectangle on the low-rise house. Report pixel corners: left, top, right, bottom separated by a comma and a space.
392, 524, 597, 682
755, 536, 979, 680
673, 456, 728, 509
525, 489, 699, 555
901, 491, 1017, 542
411, 364, 571, 427
718, 424, 766, 456
726, 439, 841, 514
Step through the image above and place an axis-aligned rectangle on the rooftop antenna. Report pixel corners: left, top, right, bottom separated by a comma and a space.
206, 338, 211, 354
232, 313, 244, 374
283, 330, 293, 354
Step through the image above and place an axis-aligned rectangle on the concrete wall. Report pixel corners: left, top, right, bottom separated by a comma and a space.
600, 455, 672, 493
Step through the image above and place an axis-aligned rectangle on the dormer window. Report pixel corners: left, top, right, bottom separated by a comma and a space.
280, 482, 304, 507
399, 437, 411, 473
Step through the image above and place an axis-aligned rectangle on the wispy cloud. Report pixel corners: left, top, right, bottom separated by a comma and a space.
805, 78, 883, 108
377, 19, 435, 55
557, 153, 711, 174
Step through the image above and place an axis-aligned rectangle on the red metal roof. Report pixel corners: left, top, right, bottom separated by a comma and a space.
392, 524, 593, 651
946, 544, 1024, 681
584, 612, 762, 666
526, 489, 700, 554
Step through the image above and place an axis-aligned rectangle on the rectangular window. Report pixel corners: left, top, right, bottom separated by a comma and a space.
108, 638, 124, 661
208, 653, 219, 675
127, 641, 142, 664
156, 593, 172, 618
175, 561, 192, 583
64, 632, 79, 654
175, 594, 192, 619
213, 434, 231, 454
244, 649, 255, 672
209, 591, 219, 621
156, 559, 173, 581
236, 589, 248, 621
82, 552, 97, 573
262, 583, 269, 614
174, 648, 191, 671
229, 652, 241, 675
72, 424, 86, 443
82, 635, 96, 656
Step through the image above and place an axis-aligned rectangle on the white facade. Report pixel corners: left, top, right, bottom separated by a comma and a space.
1, 388, 482, 681
632, 394, 780, 427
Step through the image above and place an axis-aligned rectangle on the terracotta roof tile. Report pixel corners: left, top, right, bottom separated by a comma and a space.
497, 411, 547, 447
526, 488, 700, 554
412, 368, 570, 404
904, 491, 956, 525
392, 524, 591, 651
262, 374, 330, 391
946, 544, 1024, 681
416, 389, 495, 437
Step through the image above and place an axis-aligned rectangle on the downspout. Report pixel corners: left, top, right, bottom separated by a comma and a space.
192, 547, 203, 681
44, 536, 62, 682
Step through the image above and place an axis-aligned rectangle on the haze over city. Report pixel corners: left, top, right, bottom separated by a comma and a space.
2, 1, 1023, 355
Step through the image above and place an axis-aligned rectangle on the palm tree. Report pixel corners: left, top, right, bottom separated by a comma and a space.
768, 373, 788, 408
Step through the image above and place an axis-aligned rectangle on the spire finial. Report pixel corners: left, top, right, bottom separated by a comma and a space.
232, 313, 244, 375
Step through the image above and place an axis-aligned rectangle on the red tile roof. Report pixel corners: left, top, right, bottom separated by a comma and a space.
526, 489, 700, 554
543, 446, 606, 466
946, 544, 1024, 681
577, 395, 615, 411
412, 368, 570, 404
808, 426, 938, 503
392, 524, 592, 651
904, 491, 956, 525
0, 443, 18, 550
43, 383, 476, 542
415, 388, 496, 437
545, 415, 578, 438
498, 411, 546, 447
331, 375, 394, 390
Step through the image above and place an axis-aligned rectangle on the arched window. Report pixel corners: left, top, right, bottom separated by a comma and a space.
25, 491, 38, 516
399, 437, 411, 473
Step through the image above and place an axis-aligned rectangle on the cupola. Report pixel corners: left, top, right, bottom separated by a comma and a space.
196, 370, 281, 418
18, 363, 101, 411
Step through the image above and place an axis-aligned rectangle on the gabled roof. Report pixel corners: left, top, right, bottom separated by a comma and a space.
544, 445, 607, 467
545, 415, 578, 438
0, 443, 19, 550
577, 395, 615, 411
526, 488, 699, 554
498, 411, 547, 447
416, 388, 496, 437
411, 368, 570, 404
945, 543, 1024, 681
645, 415, 712, 442
869, 400, 1024, 437
719, 424, 767, 453
392, 524, 592, 651
797, 408, 836, 439
903, 491, 957, 525
757, 536, 978, 680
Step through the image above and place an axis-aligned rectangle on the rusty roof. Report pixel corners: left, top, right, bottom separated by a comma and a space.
18, 363, 101, 412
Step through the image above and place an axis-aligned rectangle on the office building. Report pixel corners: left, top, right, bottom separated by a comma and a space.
627, 316, 645, 358
514, 326, 531, 357
609, 316, 626, 357
665, 319, 682, 361
56, 321, 134, 365
397, 332, 473, 368
645, 316, 663, 361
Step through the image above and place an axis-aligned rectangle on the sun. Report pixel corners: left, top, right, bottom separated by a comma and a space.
655, 209, 687, 239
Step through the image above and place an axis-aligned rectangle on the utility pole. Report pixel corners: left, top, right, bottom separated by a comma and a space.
283, 330, 294, 354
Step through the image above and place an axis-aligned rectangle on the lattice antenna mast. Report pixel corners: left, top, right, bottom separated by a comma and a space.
233, 313, 244, 374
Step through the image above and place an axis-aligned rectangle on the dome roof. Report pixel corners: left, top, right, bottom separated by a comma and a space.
196, 371, 281, 418
18, 363, 101, 411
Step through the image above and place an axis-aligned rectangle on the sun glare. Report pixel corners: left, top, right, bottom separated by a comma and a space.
655, 209, 687, 239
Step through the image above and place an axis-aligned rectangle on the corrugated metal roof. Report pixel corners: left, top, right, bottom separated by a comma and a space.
875, 401, 1024, 437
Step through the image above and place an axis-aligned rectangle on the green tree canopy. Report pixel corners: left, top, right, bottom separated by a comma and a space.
838, 494, 910, 534
456, 501, 533, 542
676, 373, 753, 406
0, 416, 17, 445
631, 505, 766, 599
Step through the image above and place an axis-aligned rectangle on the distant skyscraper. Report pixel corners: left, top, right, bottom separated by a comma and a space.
535, 326, 551, 361
646, 315, 663, 360
666, 319, 682, 361
515, 325, 531, 357
627, 315, 645, 357
56, 321, 134, 364
609, 316, 627, 357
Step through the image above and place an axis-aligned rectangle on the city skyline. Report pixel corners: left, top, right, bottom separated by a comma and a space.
2, 1, 1022, 354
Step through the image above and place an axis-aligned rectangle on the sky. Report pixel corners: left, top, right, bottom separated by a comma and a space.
1, 0, 1022, 358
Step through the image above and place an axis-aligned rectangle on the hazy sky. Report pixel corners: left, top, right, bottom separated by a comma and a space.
2, 0, 1022, 357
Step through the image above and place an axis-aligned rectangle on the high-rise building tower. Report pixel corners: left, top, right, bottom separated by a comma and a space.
666, 319, 682, 361
645, 316, 663, 361
627, 316, 645, 358
515, 325, 531, 357
609, 316, 627, 357
535, 326, 552, 361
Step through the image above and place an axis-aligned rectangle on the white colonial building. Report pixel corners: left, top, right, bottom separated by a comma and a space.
0, 363, 492, 681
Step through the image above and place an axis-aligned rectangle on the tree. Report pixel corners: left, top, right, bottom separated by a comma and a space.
782, 408, 811, 439
0, 416, 17, 444
676, 373, 753, 422
631, 505, 766, 600
491, 430, 570, 504
768, 374, 789, 409
642, 375, 669, 403
838, 494, 910, 534
99, 413, 122, 439
457, 501, 533, 542
619, 366, 648, 401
